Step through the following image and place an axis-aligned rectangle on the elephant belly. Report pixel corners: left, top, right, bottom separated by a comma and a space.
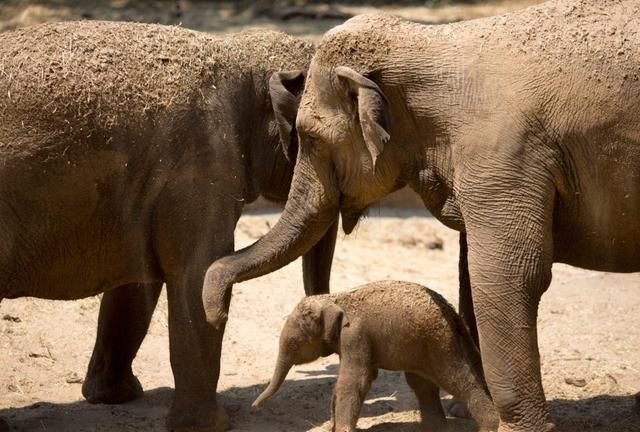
553, 188, 640, 272
1, 217, 162, 300
552, 124, 640, 272
0, 159, 164, 300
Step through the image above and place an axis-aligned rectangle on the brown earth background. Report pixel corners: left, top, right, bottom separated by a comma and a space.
0, 1, 638, 431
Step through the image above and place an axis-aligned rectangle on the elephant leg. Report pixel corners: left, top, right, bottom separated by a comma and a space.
154, 183, 241, 432
441, 232, 477, 420
83, 282, 162, 404
332, 362, 376, 432
404, 373, 447, 432
0, 417, 9, 432
464, 191, 555, 432
458, 232, 478, 348
302, 219, 338, 295
165, 278, 229, 432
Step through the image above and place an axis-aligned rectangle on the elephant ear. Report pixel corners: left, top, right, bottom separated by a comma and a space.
269, 70, 306, 162
335, 66, 390, 170
321, 302, 349, 346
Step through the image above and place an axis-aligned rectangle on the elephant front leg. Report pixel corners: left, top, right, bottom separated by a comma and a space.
332, 337, 375, 432
154, 181, 242, 432
464, 194, 555, 432
83, 282, 162, 404
166, 277, 229, 432
302, 219, 338, 295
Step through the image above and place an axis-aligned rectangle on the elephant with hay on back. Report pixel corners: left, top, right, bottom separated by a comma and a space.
0, 21, 338, 432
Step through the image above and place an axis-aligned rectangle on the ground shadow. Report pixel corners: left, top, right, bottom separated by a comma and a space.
1, 373, 637, 432
549, 394, 639, 432
0, 387, 173, 432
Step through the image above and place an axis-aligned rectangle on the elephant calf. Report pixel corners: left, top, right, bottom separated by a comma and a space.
253, 281, 499, 432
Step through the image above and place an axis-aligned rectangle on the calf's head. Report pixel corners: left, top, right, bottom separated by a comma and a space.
252, 298, 348, 407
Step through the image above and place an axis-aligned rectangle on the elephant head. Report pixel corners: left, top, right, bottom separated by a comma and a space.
203, 55, 403, 327
253, 297, 348, 407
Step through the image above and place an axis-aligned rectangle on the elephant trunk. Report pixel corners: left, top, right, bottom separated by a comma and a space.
252, 356, 294, 408
203, 156, 339, 328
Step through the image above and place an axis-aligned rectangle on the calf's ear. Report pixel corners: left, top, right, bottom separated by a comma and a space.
321, 302, 349, 345
335, 66, 390, 170
269, 70, 306, 162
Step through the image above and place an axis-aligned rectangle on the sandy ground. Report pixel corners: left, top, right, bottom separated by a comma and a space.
0, 209, 638, 432
0, 1, 639, 431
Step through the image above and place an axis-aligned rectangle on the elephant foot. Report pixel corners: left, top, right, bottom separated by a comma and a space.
167, 399, 229, 432
442, 398, 471, 418
82, 370, 143, 404
0, 418, 10, 432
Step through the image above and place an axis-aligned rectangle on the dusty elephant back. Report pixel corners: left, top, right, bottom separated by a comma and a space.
0, 21, 314, 149
331, 281, 481, 373
333, 281, 468, 342
317, 0, 639, 72
312, 0, 640, 120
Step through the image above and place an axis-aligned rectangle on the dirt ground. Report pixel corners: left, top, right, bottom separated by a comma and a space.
0, 1, 639, 432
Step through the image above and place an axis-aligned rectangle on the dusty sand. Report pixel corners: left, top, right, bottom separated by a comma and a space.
0, 1, 638, 431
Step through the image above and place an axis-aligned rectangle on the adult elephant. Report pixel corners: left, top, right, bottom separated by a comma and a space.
204, 1, 640, 431
0, 21, 338, 432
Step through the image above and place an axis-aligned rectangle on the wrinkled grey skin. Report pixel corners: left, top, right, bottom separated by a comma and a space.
0, 21, 337, 432
204, 2, 640, 431
254, 281, 499, 432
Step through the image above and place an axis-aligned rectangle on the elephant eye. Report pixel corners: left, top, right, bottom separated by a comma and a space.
301, 135, 317, 152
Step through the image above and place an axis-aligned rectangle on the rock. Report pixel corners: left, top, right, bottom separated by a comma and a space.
425, 237, 443, 250
564, 377, 587, 387
65, 372, 84, 384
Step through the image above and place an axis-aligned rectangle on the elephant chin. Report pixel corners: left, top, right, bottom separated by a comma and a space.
342, 216, 358, 235
341, 209, 365, 235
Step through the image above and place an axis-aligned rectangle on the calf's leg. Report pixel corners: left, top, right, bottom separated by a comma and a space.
405, 372, 448, 432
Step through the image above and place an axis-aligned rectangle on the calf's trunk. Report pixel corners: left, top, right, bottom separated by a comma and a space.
252, 356, 294, 407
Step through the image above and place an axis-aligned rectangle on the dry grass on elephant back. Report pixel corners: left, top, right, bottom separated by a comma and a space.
0, 21, 314, 133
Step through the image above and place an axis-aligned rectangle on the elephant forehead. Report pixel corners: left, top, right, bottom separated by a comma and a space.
297, 106, 343, 136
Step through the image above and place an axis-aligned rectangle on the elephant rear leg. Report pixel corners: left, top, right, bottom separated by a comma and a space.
83, 282, 162, 404
404, 372, 448, 432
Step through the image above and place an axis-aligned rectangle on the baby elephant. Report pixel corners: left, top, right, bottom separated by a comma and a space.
253, 281, 498, 432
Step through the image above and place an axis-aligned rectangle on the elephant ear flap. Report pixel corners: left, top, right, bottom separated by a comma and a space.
321, 302, 349, 345
336, 66, 391, 169
269, 70, 306, 162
